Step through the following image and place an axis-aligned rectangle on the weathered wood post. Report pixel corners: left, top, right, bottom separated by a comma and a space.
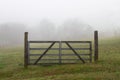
94, 31, 98, 61
24, 32, 28, 68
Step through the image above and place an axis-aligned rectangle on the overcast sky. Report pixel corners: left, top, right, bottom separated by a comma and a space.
0, 0, 120, 30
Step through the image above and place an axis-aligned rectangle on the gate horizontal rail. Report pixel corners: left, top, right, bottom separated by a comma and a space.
30, 59, 90, 61
29, 48, 90, 50
29, 41, 91, 43
29, 54, 90, 56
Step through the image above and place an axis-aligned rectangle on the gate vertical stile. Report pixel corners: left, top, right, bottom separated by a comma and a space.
90, 42, 92, 62
28, 41, 30, 64
59, 41, 62, 64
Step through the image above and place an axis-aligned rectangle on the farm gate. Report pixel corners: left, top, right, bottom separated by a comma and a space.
24, 31, 98, 68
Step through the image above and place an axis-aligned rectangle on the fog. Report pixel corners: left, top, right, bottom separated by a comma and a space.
0, 0, 120, 46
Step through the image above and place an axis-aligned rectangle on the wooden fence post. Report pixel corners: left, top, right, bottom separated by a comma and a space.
24, 32, 28, 68
94, 31, 98, 61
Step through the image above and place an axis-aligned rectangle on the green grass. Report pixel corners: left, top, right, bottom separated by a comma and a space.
0, 38, 120, 80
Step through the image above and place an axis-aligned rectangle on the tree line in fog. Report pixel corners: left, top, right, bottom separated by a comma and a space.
1, 19, 119, 46
28, 19, 93, 41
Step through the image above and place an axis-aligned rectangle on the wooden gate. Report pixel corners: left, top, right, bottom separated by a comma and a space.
24, 31, 98, 68
27, 41, 92, 65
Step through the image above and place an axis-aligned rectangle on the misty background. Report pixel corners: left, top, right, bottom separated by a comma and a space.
0, 0, 120, 46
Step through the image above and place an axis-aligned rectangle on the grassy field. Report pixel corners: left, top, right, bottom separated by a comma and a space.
0, 38, 120, 80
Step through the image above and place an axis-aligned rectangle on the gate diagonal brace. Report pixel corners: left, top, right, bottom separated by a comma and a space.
34, 42, 56, 65
65, 42, 85, 63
